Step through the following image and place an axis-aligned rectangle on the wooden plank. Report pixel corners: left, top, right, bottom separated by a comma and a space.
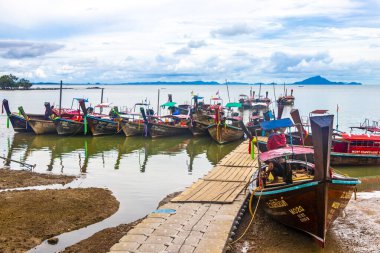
234, 167, 250, 182
217, 182, 245, 202
188, 181, 218, 201
204, 166, 226, 180
172, 180, 206, 202
224, 182, 247, 203
200, 181, 229, 202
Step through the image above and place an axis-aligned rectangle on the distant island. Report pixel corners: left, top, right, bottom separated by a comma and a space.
293, 75, 361, 85
32, 76, 362, 86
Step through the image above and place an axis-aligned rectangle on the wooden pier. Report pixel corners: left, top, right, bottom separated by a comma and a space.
109, 140, 258, 253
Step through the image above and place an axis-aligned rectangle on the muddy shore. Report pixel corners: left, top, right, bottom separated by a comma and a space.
0, 168, 119, 253
0, 168, 75, 189
0, 188, 119, 253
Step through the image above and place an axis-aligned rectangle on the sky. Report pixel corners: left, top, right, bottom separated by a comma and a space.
0, 0, 379, 84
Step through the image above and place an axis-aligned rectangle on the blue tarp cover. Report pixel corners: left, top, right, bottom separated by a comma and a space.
260, 118, 293, 130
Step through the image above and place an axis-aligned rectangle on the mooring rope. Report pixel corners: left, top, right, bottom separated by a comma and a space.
229, 187, 263, 245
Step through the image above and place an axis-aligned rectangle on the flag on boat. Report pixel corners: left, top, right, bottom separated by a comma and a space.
216, 90, 219, 95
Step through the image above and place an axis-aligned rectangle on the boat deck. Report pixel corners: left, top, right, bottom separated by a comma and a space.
109, 140, 258, 253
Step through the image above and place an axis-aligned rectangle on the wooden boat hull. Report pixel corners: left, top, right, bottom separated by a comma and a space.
246, 124, 261, 136
121, 121, 146, 137
331, 152, 380, 166
277, 98, 295, 105
207, 124, 244, 144
189, 120, 209, 136
86, 116, 122, 136
28, 119, 57, 135
254, 179, 359, 245
7, 114, 33, 132
53, 118, 84, 136
148, 123, 190, 138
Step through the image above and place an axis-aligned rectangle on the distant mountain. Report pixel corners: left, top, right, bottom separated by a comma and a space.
293, 75, 361, 85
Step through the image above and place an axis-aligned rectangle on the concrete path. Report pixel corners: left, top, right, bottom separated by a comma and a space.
109, 141, 257, 253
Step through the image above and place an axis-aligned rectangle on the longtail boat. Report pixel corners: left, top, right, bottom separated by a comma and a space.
121, 117, 147, 137
120, 103, 154, 137
189, 116, 213, 136
277, 88, 295, 105
147, 115, 191, 138
85, 103, 123, 136
52, 99, 88, 136
207, 104, 244, 144
238, 94, 252, 110
187, 95, 214, 136
246, 115, 263, 135
18, 103, 57, 135
251, 115, 360, 247
2, 99, 35, 132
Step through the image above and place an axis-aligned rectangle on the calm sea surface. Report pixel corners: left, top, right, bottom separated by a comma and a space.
1, 84, 380, 252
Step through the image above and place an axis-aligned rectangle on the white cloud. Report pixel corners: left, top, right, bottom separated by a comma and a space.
35, 67, 46, 78
0, 0, 378, 83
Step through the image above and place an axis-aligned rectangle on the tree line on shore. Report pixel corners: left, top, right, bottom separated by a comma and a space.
0, 74, 32, 90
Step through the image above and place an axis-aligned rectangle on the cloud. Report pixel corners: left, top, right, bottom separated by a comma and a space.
0, 41, 63, 59
187, 40, 206, 48
0, 0, 379, 84
174, 47, 191, 55
269, 52, 332, 73
35, 67, 47, 78
211, 23, 254, 37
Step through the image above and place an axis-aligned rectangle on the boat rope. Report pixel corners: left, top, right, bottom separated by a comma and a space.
229, 187, 263, 245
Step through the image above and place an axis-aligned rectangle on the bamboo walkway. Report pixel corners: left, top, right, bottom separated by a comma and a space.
109, 140, 258, 253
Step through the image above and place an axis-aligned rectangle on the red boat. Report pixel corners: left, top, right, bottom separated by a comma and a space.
331, 133, 380, 165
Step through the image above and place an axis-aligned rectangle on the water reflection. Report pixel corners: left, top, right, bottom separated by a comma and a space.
5, 133, 240, 175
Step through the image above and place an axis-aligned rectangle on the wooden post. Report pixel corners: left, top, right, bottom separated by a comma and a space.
59, 80, 63, 117
100, 88, 104, 114
258, 83, 262, 99
225, 79, 231, 103
157, 88, 160, 116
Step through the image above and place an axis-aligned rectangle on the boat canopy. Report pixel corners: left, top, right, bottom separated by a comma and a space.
260, 118, 293, 131
252, 102, 268, 107
192, 95, 204, 99
95, 102, 112, 108
161, 101, 177, 107
260, 146, 314, 162
310, 109, 328, 114
225, 102, 242, 108
72, 98, 89, 102
341, 133, 380, 141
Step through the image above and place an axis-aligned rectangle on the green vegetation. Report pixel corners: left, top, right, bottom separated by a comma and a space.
0, 74, 32, 90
